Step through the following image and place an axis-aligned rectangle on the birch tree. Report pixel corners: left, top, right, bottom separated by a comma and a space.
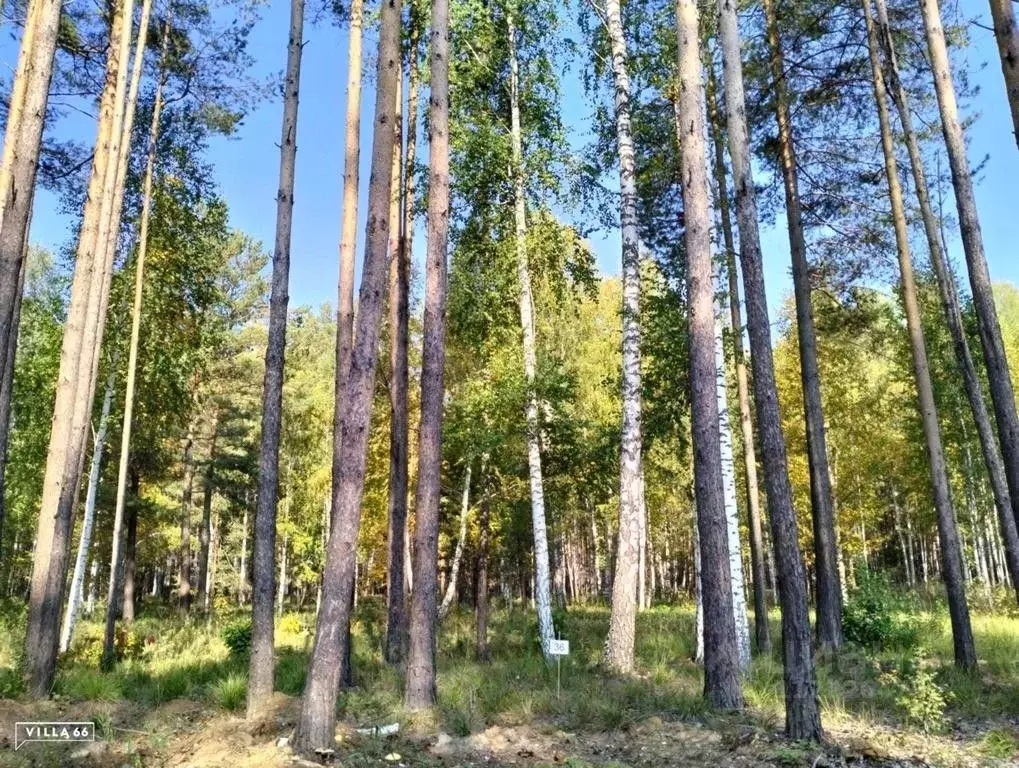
598, 0, 647, 675
714, 319, 751, 669
507, 7, 556, 662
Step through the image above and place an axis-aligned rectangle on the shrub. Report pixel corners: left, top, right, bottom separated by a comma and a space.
222, 620, 252, 658
843, 569, 922, 651
211, 674, 247, 711
880, 650, 952, 732
279, 613, 302, 635
56, 668, 123, 702
115, 627, 145, 660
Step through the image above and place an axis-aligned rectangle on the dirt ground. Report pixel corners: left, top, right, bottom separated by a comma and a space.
1, 693, 1012, 768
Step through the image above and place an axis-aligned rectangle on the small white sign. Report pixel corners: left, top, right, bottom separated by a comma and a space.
549, 639, 570, 656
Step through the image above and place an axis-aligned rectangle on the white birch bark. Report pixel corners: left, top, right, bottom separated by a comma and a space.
508, 12, 555, 661
715, 318, 751, 670
60, 360, 117, 652
438, 461, 472, 620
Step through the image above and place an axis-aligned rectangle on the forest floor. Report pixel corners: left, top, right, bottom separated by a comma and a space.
0, 602, 1018, 767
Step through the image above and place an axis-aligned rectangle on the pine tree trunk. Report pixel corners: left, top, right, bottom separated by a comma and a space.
247, 0, 304, 718
296, 0, 402, 743
0, 256, 25, 553
506, 11, 556, 664
35, 0, 138, 688
334, 0, 364, 405
325, 0, 365, 690
403, 0, 448, 708
921, 0, 1019, 547
675, 0, 743, 710
0, 0, 39, 235
715, 0, 822, 738
761, 0, 843, 652
61, 361, 116, 653
988, 0, 1019, 150
101, 18, 167, 661
385, 45, 410, 665
873, 0, 1019, 601
862, 0, 976, 668
439, 461, 472, 620
715, 320, 751, 669
0, 0, 62, 382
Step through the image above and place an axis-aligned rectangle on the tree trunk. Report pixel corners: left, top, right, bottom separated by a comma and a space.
198, 425, 217, 610
705, 67, 770, 655
105, 0, 163, 667
873, 0, 1019, 601
715, 0, 822, 739
0, 256, 26, 554
122, 470, 139, 623
385, 41, 411, 665
675, 0, 743, 710
921, 0, 1019, 546
277, 532, 289, 617
179, 424, 195, 610
295, 0, 401, 744
238, 505, 249, 605
61, 360, 116, 653
247, 0, 304, 718
715, 320, 751, 669
0, 0, 62, 384
403, 0, 449, 709
988, 0, 1019, 150
862, 0, 976, 668
439, 461, 473, 620
761, 0, 843, 652
206, 505, 219, 614
476, 480, 491, 661
25, 0, 133, 694
506, 11, 556, 664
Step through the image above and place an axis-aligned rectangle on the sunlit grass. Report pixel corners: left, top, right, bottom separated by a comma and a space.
2, 593, 1019, 759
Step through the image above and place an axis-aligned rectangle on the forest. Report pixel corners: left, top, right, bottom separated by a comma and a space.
0, 0, 1019, 762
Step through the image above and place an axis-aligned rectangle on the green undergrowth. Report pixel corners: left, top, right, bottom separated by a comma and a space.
1, 596, 1018, 754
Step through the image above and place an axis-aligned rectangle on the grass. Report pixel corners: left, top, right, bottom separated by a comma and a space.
3, 596, 1019, 764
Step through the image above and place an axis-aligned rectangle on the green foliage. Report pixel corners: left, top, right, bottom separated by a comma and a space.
981, 729, 1019, 760
879, 650, 953, 733
56, 667, 124, 701
842, 569, 924, 651
221, 620, 252, 658
211, 673, 247, 711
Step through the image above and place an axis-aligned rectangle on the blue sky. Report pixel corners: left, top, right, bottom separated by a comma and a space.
13, 0, 1019, 318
